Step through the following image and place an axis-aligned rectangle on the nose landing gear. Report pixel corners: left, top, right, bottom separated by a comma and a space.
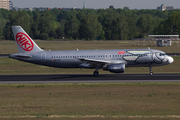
149, 66, 153, 75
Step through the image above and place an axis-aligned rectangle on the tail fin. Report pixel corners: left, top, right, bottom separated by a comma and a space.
12, 26, 43, 53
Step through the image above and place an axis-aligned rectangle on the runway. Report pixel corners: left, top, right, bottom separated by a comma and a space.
0, 73, 180, 84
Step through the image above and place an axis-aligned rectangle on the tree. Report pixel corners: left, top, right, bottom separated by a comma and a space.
13, 12, 31, 33
2, 7, 180, 40
56, 26, 64, 39
99, 12, 116, 40
124, 7, 129, 10
79, 14, 103, 40
64, 14, 80, 39
38, 12, 54, 39
136, 14, 153, 38
99, 12, 129, 40
155, 12, 180, 35
4, 22, 13, 40
39, 12, 52, 34
4, 11, 31, 40
31, 12, 41, 39
109, 5, 114, 9
127, 16, 138, 39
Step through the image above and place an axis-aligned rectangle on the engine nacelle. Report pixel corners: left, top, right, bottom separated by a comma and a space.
104, 63, 125, 73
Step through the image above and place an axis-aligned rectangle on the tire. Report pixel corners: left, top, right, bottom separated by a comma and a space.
150, 72, 153, 76
93, 71, 99, 77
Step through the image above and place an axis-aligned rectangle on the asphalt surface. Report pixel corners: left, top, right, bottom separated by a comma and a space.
167, 53, 180, 56
0, 73, 180, 84
0, 54, 10, 58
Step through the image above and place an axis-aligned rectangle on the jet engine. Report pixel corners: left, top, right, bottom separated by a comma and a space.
104, 63, 125, 73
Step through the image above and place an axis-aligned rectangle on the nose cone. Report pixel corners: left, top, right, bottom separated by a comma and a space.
168, 56, 174, 64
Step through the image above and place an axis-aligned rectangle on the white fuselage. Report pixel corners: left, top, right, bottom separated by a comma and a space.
10, 49, 174, 69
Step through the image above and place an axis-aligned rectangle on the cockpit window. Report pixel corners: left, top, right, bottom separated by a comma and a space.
159, 53, 166, 56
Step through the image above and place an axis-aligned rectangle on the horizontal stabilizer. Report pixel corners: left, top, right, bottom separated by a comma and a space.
9, 54, 32, 59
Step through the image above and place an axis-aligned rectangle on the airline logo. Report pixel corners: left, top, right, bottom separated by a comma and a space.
118, 51, 125, 54
16, 32, 34, 51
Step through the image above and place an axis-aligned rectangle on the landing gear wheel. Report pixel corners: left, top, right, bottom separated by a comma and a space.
93, 71, 99, 77
150, 72, 153, 76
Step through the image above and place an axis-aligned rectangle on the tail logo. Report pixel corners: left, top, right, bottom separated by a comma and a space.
16, 32, 34, 51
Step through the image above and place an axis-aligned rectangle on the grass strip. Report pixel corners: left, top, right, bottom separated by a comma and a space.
0, 83, 180, 118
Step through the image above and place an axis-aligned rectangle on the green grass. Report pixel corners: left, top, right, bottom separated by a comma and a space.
0, 40, 180, 54
0, 83, 180, 119
0, 40, 180, 119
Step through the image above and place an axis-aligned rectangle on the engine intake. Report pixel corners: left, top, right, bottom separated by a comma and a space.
104, 63, 125, 73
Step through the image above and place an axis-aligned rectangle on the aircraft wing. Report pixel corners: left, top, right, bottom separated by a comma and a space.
79, 58, 112, 64
78, 58, 126, 68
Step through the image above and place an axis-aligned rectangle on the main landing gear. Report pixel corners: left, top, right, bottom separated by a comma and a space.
93, 70, 99, 77
149, 66, 153, 76
93, 68, 100, 77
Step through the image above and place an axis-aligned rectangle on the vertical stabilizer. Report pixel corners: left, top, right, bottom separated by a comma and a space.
12, 26, 43, 53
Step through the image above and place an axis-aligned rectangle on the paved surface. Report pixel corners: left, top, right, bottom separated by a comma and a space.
0, 54, 10, 58
167, 53, 180, 56
0, 73, 180, 84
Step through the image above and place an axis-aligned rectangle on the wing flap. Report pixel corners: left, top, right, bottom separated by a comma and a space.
79, 58, 112, 64
78, 58, 126, 68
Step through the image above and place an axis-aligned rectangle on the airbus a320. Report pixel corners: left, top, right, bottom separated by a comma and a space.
9, 26, 174, 77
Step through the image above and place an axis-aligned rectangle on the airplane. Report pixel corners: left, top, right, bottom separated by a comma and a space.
9, 26, 174, 77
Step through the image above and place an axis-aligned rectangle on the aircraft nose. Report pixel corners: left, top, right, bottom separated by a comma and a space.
168, 56, 174, 64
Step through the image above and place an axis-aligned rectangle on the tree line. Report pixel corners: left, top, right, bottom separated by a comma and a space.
1, 7, 180, 40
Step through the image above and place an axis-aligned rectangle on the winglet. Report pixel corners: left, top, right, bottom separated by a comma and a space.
12, 26, 44, 53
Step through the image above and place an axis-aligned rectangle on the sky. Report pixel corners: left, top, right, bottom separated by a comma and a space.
11, 0, 180, 9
